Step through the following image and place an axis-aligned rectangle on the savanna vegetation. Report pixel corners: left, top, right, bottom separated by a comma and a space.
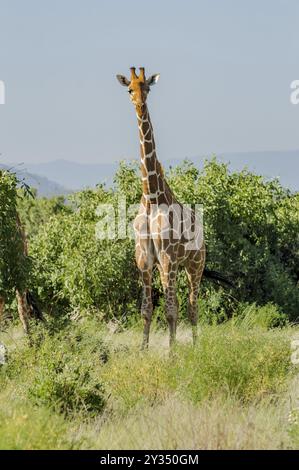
0, 158, 298, 449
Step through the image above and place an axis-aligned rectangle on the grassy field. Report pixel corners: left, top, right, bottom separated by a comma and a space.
1, 315, 299, 450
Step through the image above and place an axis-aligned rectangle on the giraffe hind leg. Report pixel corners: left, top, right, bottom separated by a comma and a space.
185, 252, 205, 345
158, 262, 179, 348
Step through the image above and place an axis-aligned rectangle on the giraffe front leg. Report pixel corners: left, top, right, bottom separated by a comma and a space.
158, 262, 178, 348
140, 269, 153, 350
136, 240, 154, 350
16, 290, 30, 335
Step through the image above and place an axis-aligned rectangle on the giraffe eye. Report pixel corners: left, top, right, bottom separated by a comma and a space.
128, 89, 133, 94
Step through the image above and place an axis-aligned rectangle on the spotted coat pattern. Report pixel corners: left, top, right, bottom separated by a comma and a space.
117, 68, 206, 347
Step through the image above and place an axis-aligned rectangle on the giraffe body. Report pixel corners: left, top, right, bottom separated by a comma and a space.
117, 67, 206, 347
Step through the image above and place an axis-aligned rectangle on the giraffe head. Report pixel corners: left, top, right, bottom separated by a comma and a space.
116, 67, 160, 109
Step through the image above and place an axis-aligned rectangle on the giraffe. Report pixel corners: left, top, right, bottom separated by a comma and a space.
0, 213, 40, 333
117, 67, 206, 348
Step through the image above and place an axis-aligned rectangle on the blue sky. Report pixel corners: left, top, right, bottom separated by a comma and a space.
0, 0, 298, 164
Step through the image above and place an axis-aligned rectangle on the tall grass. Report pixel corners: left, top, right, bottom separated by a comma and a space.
0, 310, 299, 450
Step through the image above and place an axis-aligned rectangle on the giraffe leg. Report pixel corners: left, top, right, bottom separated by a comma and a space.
140, 268, 153, 350
135, 238, 155, 350
165, 283, 178, 348
158, 262, 178, 348
185, 250, 205, 345
16, 290, 30, 334
186, 273, 200, 345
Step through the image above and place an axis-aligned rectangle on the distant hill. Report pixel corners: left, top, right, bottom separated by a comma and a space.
0, 164, 70, 197
218, 150, 299, 192
26, 160, 118, 191
165, 150, 299, 192
25, 150, 299, 192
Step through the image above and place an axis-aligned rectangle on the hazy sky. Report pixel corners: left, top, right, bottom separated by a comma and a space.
0, 0, 298, 164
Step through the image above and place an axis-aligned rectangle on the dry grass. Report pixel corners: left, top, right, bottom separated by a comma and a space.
75, 396, 290, 450
1, 320, 299, 450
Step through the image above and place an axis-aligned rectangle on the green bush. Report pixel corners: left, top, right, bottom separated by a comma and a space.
30, 208, 140, 318
1, 314, 298, 449
168, 159, 299, 319
0, 399, 73, 450
3, 320, 108, 417
31, 322, 107, 416
18, 189, 72, 238
234, 302, 288, 329
29, 353, 105, 417
0, 170, 31, 300
171, 324, 293, 403
101, 322, 293, 412
22, 158, 299, 322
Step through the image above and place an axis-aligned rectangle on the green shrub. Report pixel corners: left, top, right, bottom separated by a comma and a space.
168, 158, 299, 319
0, 170, 31, 300
22, 158, 299, 322
0, 399, 74, 450
102, 322, 293, 412
234, 302, 288, 329
4, 320, 108, 417
172, 324, 292, 403
33, 322, 107, 416
29, 352, 105, 417
0, 317, 298, 449
30, 188, 140, 318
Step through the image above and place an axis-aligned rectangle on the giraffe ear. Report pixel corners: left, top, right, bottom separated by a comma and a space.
146, 74, 160, 87
116, 75, 130, 87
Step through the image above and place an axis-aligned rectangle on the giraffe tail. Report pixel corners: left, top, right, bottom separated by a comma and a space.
26, 291, 44, 321
203, 268, 235, 289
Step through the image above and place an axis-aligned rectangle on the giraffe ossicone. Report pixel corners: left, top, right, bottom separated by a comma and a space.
117, 67, 206, 348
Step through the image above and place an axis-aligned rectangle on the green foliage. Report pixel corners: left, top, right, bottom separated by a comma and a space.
4, 319, 108, 417
0, 170, 31, 299
171, 325, 292, 403
29, 354, 105, 417
1, 158, 298, 450
30, 186, 140, 317
18, 189, 72, 238
0, 318, 298, 449
234, 302, 288, 329
19, 158, 299, 321
168, 158, 299, 319
0, 400, 73, 450
101, 321, 293, 411
114, 160, 142, 205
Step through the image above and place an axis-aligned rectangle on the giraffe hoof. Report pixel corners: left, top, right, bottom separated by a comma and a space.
140, 341, 149, 351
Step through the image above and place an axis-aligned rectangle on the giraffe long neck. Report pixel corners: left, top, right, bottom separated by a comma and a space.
137, 104, 172, 204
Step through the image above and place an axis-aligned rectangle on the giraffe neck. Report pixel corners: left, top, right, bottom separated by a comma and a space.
136, 104, 171, 204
